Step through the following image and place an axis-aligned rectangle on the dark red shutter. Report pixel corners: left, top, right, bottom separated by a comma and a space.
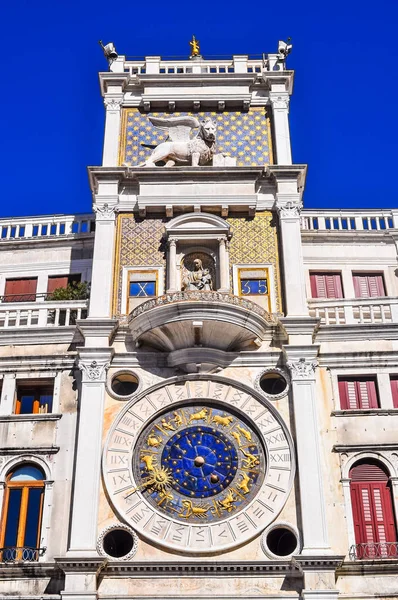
4, 278, 37, 302
357, 380, 379, 409
338, 378, 379, 409
350, 463, 397, 554
353, 274, 385, 298
310, 273, 343, 299
390, 377, 398, 408
47, 276, 69, 294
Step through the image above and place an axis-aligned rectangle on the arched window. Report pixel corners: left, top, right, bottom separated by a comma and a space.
350, 460, 397, 559
0, 464, 45, 562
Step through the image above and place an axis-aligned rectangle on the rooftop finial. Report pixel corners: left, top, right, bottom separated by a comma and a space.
189, 35, 201, 58
98, 40, 118, 69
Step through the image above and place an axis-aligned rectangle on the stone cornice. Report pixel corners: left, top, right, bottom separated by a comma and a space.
0, 327, 83, 347
103, 560, 298, 577
0, 444, 60, 454
337, 559, 398, 576
318, 350, 398, 367
333, 443, 398, 452
293, 555, 345, 572
314, 323, 398, 343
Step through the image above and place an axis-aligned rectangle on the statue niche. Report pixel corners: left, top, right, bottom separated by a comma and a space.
181, 253, 215, 291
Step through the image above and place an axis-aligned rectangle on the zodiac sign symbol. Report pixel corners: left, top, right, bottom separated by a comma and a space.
178, 500, 210, 519
236, 424, 252, 442
146, 434, 162, 448
212, 414, 234, 427
157, 489, 174, 507
237, 472, 252, 495
231, 431, 243, 447
215, 490, 237, 513
241, 449, 260, 470
173, 412, 183, 427
161, 418, 175, 432
188, 408, 208, 423
141, 455, 157, 472
125, 467, 173, 498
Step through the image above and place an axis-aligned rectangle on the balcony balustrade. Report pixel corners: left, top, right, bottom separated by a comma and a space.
349, 542, 398, 560
0, 546, 45, 563
0, 299, 88, 328
308, 297, 398, 326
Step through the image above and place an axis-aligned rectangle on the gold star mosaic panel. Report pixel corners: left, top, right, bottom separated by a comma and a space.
119, 108, 273, 167
227, 212, 282, 313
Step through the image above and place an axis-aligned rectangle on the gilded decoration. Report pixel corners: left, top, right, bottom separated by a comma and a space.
227, 212, 282, 312
119, 108, 273, 167
113, 214, 166, 315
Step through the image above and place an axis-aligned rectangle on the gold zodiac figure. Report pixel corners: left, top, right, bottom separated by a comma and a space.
125, 466, 173, 498
212, 414, 234, 427
236, 424, 252, 442
189, 35, 200, 57
141, 455, 157, 472
241, 448, 260, 470
216, 490, 237, 512
237, 472, 251, 494
178, 500, 209, 519
157, 489, 174, 507
231, 431, 243, 447
188, 408, 208, 423
146, 434, 162, 448
173, 412, 183, 427
161, 418, 175, 432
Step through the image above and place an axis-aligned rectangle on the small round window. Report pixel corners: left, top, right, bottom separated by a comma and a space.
97, 524, 138, 561
261, 523, 300, 558
256, 369, 289, 399
110, 372, 139, 397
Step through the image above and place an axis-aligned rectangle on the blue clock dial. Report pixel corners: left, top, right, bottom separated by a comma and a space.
132, 403, 265, 523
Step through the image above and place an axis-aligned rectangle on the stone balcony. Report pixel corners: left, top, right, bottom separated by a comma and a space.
128, 291, 284, 371
308, 297, 398, 326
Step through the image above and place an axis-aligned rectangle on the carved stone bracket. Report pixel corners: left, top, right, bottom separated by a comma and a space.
104, 97, 123, 112
287, 357, 318, 381
93, 203, 117, 221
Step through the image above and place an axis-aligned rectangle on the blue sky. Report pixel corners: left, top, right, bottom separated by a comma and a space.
1, 0, 397, 216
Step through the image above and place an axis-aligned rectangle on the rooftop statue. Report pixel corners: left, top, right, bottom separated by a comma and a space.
140, 116, 217, 167
189, 35, 200, 57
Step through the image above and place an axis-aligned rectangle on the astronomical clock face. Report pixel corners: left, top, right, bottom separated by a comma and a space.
103, 378, 295, 553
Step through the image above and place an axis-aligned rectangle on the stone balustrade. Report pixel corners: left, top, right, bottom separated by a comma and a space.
349, 542, 398, 560
0, 213, 95, 241
0, 299, 88, 328
123, 54, 282, 76
301, 209, 398, 232
308, 297, 398, 325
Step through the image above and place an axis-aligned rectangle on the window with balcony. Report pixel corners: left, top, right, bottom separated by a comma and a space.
353, 273, 386, 298
350, 460, 397, 559
3, 278, 37, 303
14, 382, 53, 415
309, 272, 343, 299
0, 464, 45, 562
338, 377, 379, 409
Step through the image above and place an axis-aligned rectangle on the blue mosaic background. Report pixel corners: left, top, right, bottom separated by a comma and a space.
121, 108, 272, 167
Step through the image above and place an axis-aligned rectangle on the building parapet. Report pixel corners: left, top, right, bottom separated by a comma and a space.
301, 209, 398, 232
0, 299, 88, 328
0, 213, 95, 242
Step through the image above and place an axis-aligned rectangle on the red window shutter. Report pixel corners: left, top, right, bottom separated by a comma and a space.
357, 380, 379, 409
4, 278, 37, 302
353, 274, 386, 298
338, 378, 378, 409
47, 276, 69, 294
310, 273, 343, 299
339, 380, 351, 409
390, 378, 398, 408
368, 275, 385, 297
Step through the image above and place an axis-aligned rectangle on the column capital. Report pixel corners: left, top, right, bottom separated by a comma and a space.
168, 237, 178, 247
104, 96, 123, 112
276, 199, 303, 219
269, 92, 290, 111
93, 203, 117, 222
77, 349, 114, 384
284, 345, 320, 381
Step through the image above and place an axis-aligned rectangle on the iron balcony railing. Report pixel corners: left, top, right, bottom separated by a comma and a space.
0, 546, 46, 562
349, 542, 398, 560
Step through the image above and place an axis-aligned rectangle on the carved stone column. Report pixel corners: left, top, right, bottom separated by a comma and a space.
89, 203, 117, 319
167, 237, 178, 292
285, 346, 330, 554
102, 96, 123, 166
68, 349, 113, 555
218, 237, 229, 292
269, 92, 292, 165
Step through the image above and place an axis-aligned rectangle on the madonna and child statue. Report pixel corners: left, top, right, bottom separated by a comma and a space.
181, 256, 214, 291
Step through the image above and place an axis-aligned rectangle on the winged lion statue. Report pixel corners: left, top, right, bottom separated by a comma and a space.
139, 116, 217, 167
